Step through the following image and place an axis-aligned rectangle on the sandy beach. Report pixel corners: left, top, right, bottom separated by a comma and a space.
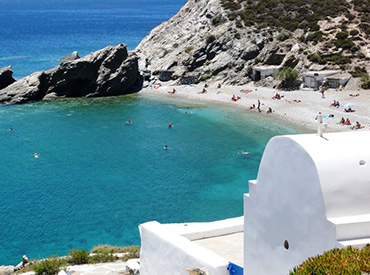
140, 83, 370, 133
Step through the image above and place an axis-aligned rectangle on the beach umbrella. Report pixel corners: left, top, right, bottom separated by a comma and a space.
344, 103, 355, 108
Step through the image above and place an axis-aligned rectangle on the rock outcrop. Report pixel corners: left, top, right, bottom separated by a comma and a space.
59, 51, 80, 62
0, 44, 141, 104
0, 266, 14, 275
0, 66, 16, 90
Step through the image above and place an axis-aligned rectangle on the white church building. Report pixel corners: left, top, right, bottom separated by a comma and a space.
139, 131, 370, 275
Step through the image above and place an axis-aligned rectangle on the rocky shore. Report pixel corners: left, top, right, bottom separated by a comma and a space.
0, 44, 141, 104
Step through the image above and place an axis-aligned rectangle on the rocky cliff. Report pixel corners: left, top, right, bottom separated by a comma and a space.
0, 44, 141, 104
135, 0, 370, 85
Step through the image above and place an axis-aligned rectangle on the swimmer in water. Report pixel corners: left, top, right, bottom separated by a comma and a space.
163, 145, 168, 150
241, 152, 250, 155
8, 128, 13, 131
125, 120, 132, 125
168, 124, 172, 128
34, 153, 39, 158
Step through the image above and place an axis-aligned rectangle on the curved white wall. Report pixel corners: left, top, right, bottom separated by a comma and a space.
289, 132, 370, 218
244, 136, 339, 275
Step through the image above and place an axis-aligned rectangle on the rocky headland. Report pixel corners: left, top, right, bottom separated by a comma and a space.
0, 44, 141, 104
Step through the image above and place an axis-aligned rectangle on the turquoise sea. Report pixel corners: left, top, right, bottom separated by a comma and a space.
0, 0, 307, 265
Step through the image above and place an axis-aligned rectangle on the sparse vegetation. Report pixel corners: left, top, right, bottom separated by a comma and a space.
290, 245, 370, 274
33, 255, 67, 275
68, 249, 89, 265
185, 46, 194, 53
206, 35, 216, 44
220, 0, 350, 32
275, 67, 299, 88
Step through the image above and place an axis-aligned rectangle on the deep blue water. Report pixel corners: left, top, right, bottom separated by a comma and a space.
0, 0, 186, 79
0, 0, 307, 265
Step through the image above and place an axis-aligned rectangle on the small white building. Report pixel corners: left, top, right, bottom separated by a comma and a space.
139, 131, 370, 275
251, 65, 281, 81
245, 131, 370, 274
324, 72, 351, 89
302, 70, 340, 89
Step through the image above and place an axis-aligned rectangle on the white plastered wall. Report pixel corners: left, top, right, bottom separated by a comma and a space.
139, 221, 230, 275
244, 136, 339, 275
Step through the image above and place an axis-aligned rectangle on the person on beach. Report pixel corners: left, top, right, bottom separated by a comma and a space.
340, 117, 345, 124
267, 107, 273, 114
320, 86, 325, 98
168, 88, 176, 94
249, 104, 255, 109
204, 83, 208, 88
345, 118, 351, 125
351, 121, 362, 130
217, 83, 221, 89
198, 88, 207, 94
257, 100, 261, 112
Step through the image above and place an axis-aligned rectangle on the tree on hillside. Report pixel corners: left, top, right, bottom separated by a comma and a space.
275, 67, 299, 88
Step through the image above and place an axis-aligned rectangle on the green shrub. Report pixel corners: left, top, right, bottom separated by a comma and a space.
308, 53, 322, 63
349, 29, 360, 36
206, 35, 216, 44
173, 43, 178, 48
185, 46, 194, 53
33, 255, 67, 275
277, 31, 291, 41
350, 66, 367, 78
68, 249, 89, 265
275, 67, 299, 88
234, 32, 241, 39
211, 15, 224, 26
121, 246, 141, 261
336, 31, 349, 40
290, 245, 370, 274
361, 74, 370, 89
88, 251, 116, 264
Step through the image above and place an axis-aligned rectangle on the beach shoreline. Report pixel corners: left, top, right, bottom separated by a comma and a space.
140, 82, 370, 133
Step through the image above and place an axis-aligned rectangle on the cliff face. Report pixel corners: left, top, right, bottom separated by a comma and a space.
0, 44, 141, 104
135, 0, 370, 85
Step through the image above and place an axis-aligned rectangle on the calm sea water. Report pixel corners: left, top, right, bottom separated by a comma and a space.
0, 0, 186, 79
0, 0, 306, 265
0, 94, 304, 264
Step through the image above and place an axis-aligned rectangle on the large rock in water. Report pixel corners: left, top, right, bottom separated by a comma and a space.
0, 66, 16, 90
0, 44, 141, 104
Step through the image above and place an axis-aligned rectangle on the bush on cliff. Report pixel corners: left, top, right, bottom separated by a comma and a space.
68, 249, 89, 265
33, 255, 67, 275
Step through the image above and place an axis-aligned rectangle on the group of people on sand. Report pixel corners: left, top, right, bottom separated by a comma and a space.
339, 117, 363, 130
330, 100, 340, 108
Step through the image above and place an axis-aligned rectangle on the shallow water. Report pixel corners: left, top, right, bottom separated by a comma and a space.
0, 94, 305, 264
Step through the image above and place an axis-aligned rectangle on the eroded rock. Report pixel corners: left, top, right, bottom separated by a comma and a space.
0, 66, 16, 90
0, 44, 141, 104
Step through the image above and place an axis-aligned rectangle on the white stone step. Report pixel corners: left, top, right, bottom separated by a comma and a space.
328, 214, 370, 241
